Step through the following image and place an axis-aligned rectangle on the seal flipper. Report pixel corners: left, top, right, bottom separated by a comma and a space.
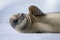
29, 5, 45, 16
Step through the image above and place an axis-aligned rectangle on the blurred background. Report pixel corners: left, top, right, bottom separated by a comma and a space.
0, 0, 60, 40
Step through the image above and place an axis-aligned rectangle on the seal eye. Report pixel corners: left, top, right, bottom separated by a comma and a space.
13, 19, 18, 24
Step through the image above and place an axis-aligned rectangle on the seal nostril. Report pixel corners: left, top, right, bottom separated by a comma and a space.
13, 19, 18, 24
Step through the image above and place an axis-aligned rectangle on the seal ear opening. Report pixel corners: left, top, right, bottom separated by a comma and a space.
29, 5, 45, 16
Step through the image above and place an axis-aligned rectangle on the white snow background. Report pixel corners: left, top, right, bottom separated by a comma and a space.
0, 0, 60, 40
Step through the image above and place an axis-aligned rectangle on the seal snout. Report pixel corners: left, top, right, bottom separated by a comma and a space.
9, 13, 26, 25
9, 13, 19, 25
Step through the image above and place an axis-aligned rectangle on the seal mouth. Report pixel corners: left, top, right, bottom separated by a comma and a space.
14, 16, 28, 31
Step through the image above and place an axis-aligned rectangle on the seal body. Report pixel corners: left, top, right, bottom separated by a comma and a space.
30, 12, 60, 33
9, 5, 60, 33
